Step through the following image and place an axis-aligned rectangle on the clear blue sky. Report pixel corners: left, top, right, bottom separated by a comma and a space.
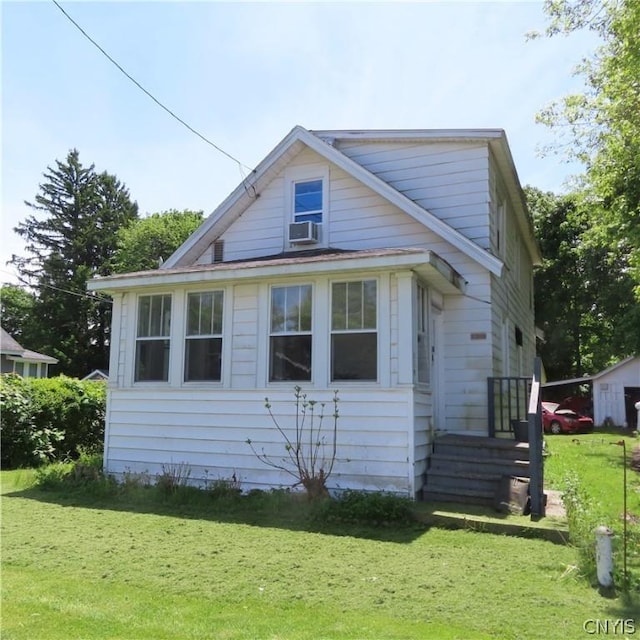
1, 1, 599, 285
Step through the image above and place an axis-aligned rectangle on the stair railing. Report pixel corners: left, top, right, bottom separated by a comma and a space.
527, 357, 545, 518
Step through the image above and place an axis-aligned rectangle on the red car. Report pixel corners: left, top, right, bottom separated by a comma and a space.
542, 401, 594, 435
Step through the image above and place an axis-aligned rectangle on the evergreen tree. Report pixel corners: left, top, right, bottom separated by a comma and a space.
11, 150, 138, 376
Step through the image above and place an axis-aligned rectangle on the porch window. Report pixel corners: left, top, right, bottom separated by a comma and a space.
269, 284, 312, 381
185, 291, 223, 382
135, 294, 171, 382
331, 280, 377, 381
417, 282, 430, 384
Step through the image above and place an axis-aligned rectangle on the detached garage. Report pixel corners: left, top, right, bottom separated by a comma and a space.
543, 356, 640, 429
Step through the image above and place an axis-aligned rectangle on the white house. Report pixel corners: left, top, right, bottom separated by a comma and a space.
0, 327, 58, 378
88, 126, 542, 497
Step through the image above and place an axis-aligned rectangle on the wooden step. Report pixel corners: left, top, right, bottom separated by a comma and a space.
429, 453, 530, 478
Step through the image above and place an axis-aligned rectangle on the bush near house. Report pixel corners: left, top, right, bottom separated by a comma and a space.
0, 375, 106, 468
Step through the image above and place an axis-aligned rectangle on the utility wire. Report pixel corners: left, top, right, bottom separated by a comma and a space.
0, 269, 113, 305
51, 0, 254, 174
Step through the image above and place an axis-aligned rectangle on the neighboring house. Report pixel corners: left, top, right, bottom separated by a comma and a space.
82, 369, 110, 382
89, 126, 542, 497
0, 327, 58, 378
544, 356, 640, 429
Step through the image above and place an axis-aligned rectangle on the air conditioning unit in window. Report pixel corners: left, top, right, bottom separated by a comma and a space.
288, 221, 319, 244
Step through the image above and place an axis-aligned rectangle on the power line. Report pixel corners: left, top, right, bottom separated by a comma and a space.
51, 0, 254, 174
0, 269, 112, 305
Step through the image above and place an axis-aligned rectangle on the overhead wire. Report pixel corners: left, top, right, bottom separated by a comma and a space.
0, 269, 113, 305
51, 0, 257, 180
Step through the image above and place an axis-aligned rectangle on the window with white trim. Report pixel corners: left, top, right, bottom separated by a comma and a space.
293, 179, 323, 223
185, 291, 223, 382
416, 282, 430, 384
135, 294, 171, 382
331, 280, 377, 381
269, 284, 312, 381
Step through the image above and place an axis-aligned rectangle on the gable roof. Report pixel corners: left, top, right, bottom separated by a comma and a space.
162, 126, 511, 275
0, 327, 23, 355
542, 355, 640, 387
0, 327, 59, 364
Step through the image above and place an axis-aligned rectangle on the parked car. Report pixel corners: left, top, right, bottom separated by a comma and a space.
542, 401, 594, 435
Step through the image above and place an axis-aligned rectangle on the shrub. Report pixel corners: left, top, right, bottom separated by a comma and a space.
247, 386, 340, 500
0, 375, 63, 468
0, 375, 106, 468
314, 490, 414, 525
35, 450, 115, 495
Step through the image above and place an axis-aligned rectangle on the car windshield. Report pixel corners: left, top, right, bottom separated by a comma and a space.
542, 402, 560, 412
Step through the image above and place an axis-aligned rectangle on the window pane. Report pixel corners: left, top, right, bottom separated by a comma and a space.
347, 282, 363, 330
149, 296, 163, 336
212, 291, 224, 334
137, 296, 151, 337
331, 282, 347, 330
14, 362, 24, 376
187, 294, 201, 335
272, 285, 312, 333
271, 287, 285, 332
294, 180, 322, 213
331, 333, 377, 381
363, 280, 377, 329
135, 339, 170, 381
200, 292, 214, 335
269, 335, 312, 381
185, 337, 222, 381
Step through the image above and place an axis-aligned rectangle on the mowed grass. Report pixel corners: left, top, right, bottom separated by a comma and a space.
2, 453, 639, 640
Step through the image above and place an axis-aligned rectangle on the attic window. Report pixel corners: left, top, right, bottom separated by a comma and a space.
212, 240, 224, 263
294, 180, 323, 223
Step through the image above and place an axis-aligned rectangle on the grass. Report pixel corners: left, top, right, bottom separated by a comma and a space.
543, 429, 640, 590
2, 436, 640, 640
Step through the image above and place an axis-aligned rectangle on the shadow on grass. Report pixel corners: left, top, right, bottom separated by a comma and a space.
2, 483, 431, 544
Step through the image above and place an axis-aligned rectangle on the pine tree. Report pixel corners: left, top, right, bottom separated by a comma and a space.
11, 150, 138, 376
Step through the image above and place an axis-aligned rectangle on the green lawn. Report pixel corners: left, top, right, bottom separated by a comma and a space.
2, 435, 639, 640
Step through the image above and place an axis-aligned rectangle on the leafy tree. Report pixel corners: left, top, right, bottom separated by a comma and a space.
527, 186, 640, 380
112, 209, 204, 274
533, 0, 640, 296
10, 150, 138, 376
0, 285, 37, 346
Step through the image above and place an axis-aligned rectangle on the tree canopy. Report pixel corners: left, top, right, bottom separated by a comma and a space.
535, 0, 640, 296
527, 186, 640, 380
10, 150, 138, 377
112, 209, 204, 274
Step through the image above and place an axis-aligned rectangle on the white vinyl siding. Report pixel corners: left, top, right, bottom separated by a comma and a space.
103, 388, 415, 495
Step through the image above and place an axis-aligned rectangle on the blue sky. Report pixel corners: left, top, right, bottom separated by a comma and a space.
1, 1, 599, 285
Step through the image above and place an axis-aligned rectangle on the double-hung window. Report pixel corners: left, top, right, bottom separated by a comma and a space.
135, 294, 171, 382
331, 280, 377, 381
293, 179, 323, 223
269, 284, 312, 381
185, 291, 223, 382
